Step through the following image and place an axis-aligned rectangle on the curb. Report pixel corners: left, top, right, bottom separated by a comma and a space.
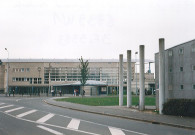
43, 99, 195, 131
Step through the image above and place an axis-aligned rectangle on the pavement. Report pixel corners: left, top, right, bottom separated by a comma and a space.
44, 97, 195, 131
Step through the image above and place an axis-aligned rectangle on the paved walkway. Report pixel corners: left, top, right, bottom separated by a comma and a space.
44, 97, 195, 130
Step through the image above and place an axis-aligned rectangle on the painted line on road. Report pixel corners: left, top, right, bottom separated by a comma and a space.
109, 127, 125, 135
17, 109, 37, 118
36, 113, 55, 123
37, 125, 64, 135
0, 103, 5, 106
0, 105, 14, 109
67, 118, 80, 130
2, 111, 101, 135
5, 107, 24, 113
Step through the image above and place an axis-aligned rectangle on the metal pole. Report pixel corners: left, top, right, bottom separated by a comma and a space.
127, 50, 132, 107
5, 48, 9, 97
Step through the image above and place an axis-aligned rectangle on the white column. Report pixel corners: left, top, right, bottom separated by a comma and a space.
139, 45, 145, 111
159, 38, 165, 114
127, 50, 132, 107
119, 54, 123, 106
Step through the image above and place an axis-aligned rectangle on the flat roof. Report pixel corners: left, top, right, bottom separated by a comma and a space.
1, 58, 154, 63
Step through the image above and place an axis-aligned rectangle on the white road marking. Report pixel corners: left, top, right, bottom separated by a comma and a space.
16, 99, 22, 102
109, 127, 125, 135
37, 125, 64, 135
36, 113, 55, 123
5, 107, 24, 113
67, 118, 80, 130
17, 109, 37, 118
0, 102, 148, 135
0, 103, 5, 106
0, 105, 14, 109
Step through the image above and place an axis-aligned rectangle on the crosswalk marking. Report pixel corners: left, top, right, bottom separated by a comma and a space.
5, 107, 24, 113
36, 113, 55, 123
109, 127, 125, 135
0, 103, 5, 106
17, 109, 37, 118
0, 105, 14, 109
67, 118, 80, 130
37, 125, 63, 135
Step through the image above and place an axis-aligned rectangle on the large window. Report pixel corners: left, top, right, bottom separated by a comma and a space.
44, 67, 119, 85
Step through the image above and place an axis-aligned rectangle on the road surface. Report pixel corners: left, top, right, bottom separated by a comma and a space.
0, 97, 194, 135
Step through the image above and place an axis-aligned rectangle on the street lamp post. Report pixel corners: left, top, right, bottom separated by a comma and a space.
5, 48, 9, 97
135, 52, 138, 95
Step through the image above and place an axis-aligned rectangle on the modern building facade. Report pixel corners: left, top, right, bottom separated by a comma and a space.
0, 59, 154, 96
155, 39, 195, 100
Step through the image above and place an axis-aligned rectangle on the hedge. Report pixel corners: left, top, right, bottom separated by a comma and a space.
162, 99, 195, 117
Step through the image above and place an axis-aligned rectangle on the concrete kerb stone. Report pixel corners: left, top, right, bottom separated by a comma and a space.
43, 98, 195, 131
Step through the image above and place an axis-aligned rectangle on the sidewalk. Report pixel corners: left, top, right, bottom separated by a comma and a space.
44, 97, 195, 130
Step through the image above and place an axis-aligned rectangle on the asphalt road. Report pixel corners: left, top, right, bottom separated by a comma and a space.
0, 96, 194, 135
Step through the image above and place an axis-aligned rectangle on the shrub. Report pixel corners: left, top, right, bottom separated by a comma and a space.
162, 99, 195, 117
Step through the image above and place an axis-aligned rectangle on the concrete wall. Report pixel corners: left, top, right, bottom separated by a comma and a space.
155, 39, 195, 99
0, 65, 5, 91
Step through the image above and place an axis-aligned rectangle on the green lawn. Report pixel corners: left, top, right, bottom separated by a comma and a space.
55, 96, 155, 106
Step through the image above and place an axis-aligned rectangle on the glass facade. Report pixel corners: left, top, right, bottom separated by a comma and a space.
44, 67, 126, 85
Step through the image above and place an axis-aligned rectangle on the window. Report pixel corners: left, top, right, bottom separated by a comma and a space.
30, 78, 32, 84
179, 48, 184, 54
180, 67, 183, 72
180, 85, 184, 90
26, 68, 30, 72
12, 78, 16, 82
192, 65, 195, 71
193, 85, 195, 89
168, 50, 173, 56
38, 78, 42, 84
34, 78, 37, 84
169, 68, 172, 73
21, 68, 25, 72
192, 44, 195, 52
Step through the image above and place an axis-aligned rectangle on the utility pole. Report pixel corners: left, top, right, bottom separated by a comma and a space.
5, 48, 9, 97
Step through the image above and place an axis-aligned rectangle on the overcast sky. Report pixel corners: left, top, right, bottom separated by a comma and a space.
0, 0, 195, 61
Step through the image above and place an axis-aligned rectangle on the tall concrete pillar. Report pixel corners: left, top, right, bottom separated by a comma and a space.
119, 54, 123, 106
159, 38, 165, 114
127, 50, 132, 107
139, 45, 145, 111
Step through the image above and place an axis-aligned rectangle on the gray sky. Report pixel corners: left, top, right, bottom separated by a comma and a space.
0, 0, 195, 60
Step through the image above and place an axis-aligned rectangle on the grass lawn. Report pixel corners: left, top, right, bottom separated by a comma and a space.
55, 96, 155, 106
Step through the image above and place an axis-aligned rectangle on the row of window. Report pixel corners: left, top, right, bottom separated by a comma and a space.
169, 84, 195, 90
12, 77, 42, 84
180, 85, 195, 90
13, 68, 30, 72
168, 44, 195, 56
169, 65, 195, 72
